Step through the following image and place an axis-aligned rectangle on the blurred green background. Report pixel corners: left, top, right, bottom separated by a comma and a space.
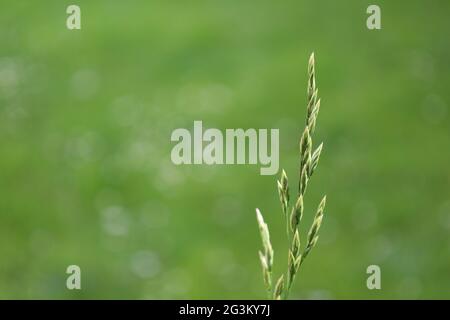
0, 1, 449, 299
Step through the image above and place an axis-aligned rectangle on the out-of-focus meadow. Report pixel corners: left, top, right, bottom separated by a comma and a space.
0, 1, 449, 299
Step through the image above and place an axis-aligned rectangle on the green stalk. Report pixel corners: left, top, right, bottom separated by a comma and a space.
256, 52, 328, 300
